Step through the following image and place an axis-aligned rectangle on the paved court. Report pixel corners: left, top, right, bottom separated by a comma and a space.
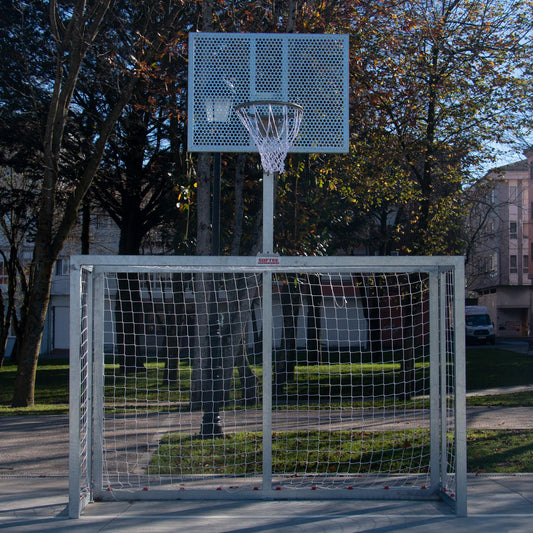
1, 400, 532, 532
0, 475, 532, 532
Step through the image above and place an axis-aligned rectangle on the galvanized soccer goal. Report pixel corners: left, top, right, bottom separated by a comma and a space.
69, 254, 466, 518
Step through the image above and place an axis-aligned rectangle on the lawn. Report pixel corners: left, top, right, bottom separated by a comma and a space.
1, 347, 531, 473
0, 360, 69, 415
0, 348, 533, 414
465, 347, 533, 390
149, 429, 533, 476
149, 429, 434, 476
2, 347, 531, 410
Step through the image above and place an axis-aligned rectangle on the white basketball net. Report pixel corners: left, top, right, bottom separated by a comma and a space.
235, 101, 304, 173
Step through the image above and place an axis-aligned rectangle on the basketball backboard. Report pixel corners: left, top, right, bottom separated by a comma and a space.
188, 33, 349, 153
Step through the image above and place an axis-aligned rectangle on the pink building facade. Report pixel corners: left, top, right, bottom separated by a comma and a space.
466, 148, 533, 338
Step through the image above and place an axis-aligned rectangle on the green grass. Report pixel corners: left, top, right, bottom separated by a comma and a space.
1, 347, 532, 473
467, 392, 533, 407
0, 360, 69, 414
467, 430, 533, 473
103, 362, 192, 405
283, 361, 430, 401
466, 348, 533, 390
148, 429, 533, 476
0, 403, 69, 415
1, 348, 531, 413
149, 429, 432, 476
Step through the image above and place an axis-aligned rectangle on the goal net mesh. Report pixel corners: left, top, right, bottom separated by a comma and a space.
70, 257, 464, 512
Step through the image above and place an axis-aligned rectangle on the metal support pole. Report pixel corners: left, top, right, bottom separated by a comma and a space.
429, 271, 440, 492
68, 264, 83, 518
263, 171, 276, 254
91, 273, 105, 500
454, 262, 468, 516
262, 270, 273, 493
200, 285, 223, 438
261, 170, 276, 492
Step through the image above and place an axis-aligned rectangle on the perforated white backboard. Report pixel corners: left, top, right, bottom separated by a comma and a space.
188, 33, 349, 153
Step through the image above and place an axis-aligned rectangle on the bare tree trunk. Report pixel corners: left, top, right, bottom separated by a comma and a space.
230, 154, 247, 255
400, 274, 416, 401
11, 247, 53, 406
0, 250, 17, 368
115, 273, 145, 373
190, 273, 211, 409
274, 274, 300, 400
220, 273, 260, 406
306, 274, 322, 364
162, 274, 186, 385
287, 0, 297, 32
0, 292, 10, 368
357, 274, 383, 356
189, 0, 220, 432
190, 152, 213, 407
81, 197, 91, 254
8, 258, 30, 367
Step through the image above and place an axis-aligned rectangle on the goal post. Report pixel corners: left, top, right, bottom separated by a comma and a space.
69, 254, 466, 518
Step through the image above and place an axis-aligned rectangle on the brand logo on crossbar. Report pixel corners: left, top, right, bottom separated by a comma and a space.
257, 257, 280, 265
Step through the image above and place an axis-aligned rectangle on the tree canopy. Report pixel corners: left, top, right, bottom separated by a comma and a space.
1, 0, 532, 404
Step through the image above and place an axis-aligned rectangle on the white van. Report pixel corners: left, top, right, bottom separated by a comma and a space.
465, 305, 495, 345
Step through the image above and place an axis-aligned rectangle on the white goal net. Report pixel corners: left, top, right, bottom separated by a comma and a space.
69, 255, 466, 517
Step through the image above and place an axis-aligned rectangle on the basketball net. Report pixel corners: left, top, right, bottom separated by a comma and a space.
235, 101, 303, 173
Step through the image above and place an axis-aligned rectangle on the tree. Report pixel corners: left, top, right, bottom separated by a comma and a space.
0, 169, 38, 367
6, 1, 186, 407
347, 0, 533, 255
93, 83, 188, 373
262, 1, 533, 257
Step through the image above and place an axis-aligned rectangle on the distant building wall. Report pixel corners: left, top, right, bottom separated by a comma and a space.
467, 148, 533, 338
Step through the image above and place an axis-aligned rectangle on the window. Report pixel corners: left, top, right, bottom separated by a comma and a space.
524, 255, 529, 273
510, 255, 517, 273
55, 258, 70, 276
484, 219, 495, 235
489, 253, 498, 277
510, 221, 518, 239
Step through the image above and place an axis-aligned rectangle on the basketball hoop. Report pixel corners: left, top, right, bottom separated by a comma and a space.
235, 101, 303, 173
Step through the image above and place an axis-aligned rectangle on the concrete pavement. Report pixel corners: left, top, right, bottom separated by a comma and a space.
1, 402, 533, 532
0, 474, 532, 532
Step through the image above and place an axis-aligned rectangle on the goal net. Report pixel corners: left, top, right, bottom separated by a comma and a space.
69, 255, 466, 517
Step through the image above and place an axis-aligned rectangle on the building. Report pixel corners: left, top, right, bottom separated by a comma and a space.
466, 148, 533, 338
3, 213, 373, 358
